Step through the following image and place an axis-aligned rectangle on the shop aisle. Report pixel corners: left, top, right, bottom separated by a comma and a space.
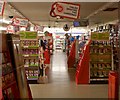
30, 50, 108, 98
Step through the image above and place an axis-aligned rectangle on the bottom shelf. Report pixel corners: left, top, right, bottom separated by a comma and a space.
27, 78, 38, 84
90, 78, 108, 84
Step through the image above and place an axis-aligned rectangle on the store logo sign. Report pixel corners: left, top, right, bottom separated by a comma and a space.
12, 17, 29, 27
50, 2, 80, 19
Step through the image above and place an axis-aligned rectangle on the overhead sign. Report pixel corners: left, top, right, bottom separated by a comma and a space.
12, 17, 29, 27
0, 0, 5, 16
34, 25, 44, 32
50, 2, 80, 19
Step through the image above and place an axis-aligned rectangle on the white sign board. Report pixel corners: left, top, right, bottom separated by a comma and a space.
12, 17, 29, 27
0, 0, 5, 16
51, 2, 80, 19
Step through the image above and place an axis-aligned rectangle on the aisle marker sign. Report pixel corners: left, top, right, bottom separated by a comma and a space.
51, 2, 80, 19
12, 17, 29, 27
0, 0, 5, 16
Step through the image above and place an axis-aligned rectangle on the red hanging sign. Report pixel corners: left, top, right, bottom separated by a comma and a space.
12, 17, 29, 27
50, 2, 80, 20
0, 0, 5, 16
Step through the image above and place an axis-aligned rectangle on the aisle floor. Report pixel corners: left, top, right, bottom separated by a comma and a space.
29, 50, 119, 98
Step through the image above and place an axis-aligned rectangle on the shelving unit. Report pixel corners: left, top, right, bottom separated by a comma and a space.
55, 38, 64, 50
90, 32, 112, 83
1, 34, 32, 99
109, 24, 119, 70
19, 31, 39, 82
1, 51, 20, 99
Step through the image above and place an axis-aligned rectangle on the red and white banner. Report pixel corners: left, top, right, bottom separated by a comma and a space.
6, 25, 15, 33
0, 0, 5, 16
50, 2, 80, 19
12, 17, 29, 27
34, 25, 44, 32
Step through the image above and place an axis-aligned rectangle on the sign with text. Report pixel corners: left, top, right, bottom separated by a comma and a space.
34, 25, 44, 32
50, 2, 80, 19
12, 17, 29, 27
0, 0, 5, 16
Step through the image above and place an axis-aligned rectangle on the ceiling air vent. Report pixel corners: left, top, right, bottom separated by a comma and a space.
103, 7, 118, 11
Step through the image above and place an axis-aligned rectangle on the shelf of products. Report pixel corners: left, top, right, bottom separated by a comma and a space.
90, 32, 112, 83
1, 34, 32, 99
55, 38, 64, 50
1, 51, 20, 99
20, 31, 39, 81
109, 24, 119, 70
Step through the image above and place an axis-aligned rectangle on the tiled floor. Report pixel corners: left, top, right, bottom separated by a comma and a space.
30, 50, 119, 98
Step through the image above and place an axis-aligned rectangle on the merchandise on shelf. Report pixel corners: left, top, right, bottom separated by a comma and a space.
55, 36, 65, 50
90, 31, 112, 83
1, 34, 32, 99
19, 31, 39, 81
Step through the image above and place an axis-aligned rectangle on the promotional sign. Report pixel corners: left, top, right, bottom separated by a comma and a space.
0, 0, 5, 16
12, 17, 29, 27
6, 25, 15, 33
34, 25, 44, 32
91, 32, 109, 40
19, 31, 37, 39
50, 2, 80, 19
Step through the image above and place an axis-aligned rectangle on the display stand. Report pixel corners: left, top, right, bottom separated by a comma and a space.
75, 40, 91, 84
19, 31, 39, 84
2, 34, 32, 99
90, 32, 112, 84
67, 40, 76, 68
37, 36, 50, 84
108, 71, 119, 100
1, 34, 20, 99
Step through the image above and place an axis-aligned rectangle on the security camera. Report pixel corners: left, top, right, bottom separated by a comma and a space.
9, 16, 14, 19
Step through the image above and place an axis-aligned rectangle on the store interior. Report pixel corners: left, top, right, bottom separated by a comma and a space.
0, 1, 120, 99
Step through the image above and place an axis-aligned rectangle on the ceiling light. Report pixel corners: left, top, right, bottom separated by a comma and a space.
0, 19, 12, 24
0, 26, 7, 30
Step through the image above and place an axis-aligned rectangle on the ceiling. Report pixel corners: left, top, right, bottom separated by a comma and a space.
4, 2, 119, 27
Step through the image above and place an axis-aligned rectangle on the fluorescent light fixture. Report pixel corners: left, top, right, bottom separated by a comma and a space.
44, 27, 87, 34
0, 26, 7, 30
0, 19, 12, 24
